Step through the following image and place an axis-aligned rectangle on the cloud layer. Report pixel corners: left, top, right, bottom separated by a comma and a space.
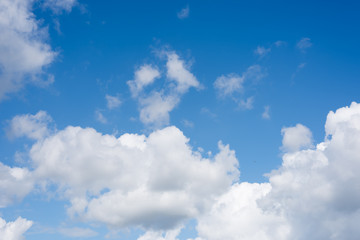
4, 102, 360, 239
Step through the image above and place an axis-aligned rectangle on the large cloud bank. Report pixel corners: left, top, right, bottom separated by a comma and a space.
192, 102, 360, 240
3, 102, 360, 239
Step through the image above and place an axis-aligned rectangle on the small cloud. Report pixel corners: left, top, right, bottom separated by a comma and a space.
281, 123, 313, 152
214, 73, 244, 97
182, 119, 194, 128
95, 110, 107, 124
262, 105, 270, 119
254, 46, 271, 58
296, 37, 312, 51
105, 94, 121, 110
177, 5, 189, 19
214, 65, 265, 98
6, 111, 53, 140
274, 40, 287, 47
238, 97, 254, 110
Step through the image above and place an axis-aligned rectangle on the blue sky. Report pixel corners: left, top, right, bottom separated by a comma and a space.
1, 1, 360, 240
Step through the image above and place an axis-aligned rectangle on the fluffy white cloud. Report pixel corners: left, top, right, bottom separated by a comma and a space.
0, 0, 56, 100
27, 120, 239, 230
0, 163, 33, 208
139, 93, 179, 126
129, 51, 199, 127
193, 183, 289, 240
281, 123, 313, 152
0, 217, 33, 240
0, 0, 76, 101
105, 94, 122, 109
193, 102, 360, 240
128, 65, 160, 97
6, 111, 53, 140
166, 52, 199, 93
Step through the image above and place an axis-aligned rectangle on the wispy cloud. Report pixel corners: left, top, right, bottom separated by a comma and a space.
254, 46, 271, 58
262, 105, 270, 119
177, 5, 190, 19
296, 37, 312, 52
105, 94, 122, 110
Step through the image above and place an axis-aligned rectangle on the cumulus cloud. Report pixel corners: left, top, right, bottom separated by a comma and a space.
281, 123, 313, 152
296, 37, 312, 51
192, 102, 360, 240
0, 217, 33, 240
0, 0, 57, 100
0, 0, 77, 101
6, 111, 53, 140
127, 65, 160, 97
105, 94, 121, 109
26, 120, 238, 230
128, 51, 199, 127
0, 163, 33, 208
177, 5, 189, 19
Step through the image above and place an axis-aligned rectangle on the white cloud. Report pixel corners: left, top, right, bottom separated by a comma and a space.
0, 162, 33, 207
105, 94, 121, 109
281, 124, 313, 152
6, 102, 360, 239
238, 97, 254, 110
127, 65, 160, 97
192, 183, 289, 240
139, 92, 179, 127
129, 51, 199, 127
0, 0, 57, 100
262, 105, 270, 119
166, 52, 199, 93
254, 46, 271, 57
193, 102, 360, 240
58, 227, 98, 238
214, 74, 244, 97
0, 217, 33, 240
6, 111, 53, 140
95, 110, 107, 124
214, 65, 264, 98
43, 0, 77, 12
28, 123, 239, 230
0, 0, 76, 101
296, 37, 312, 51
177, 5, 189, 19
